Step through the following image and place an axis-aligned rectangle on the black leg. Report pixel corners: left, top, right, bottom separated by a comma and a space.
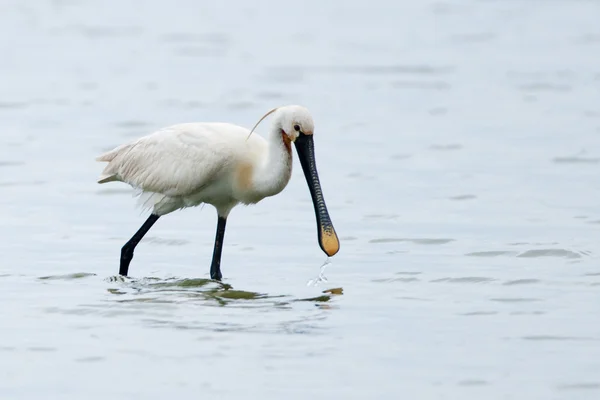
120, 214, 160, 276
210, 216, 227, 281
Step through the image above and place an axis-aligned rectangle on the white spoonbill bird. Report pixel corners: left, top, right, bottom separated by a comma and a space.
96, 105, 340, 280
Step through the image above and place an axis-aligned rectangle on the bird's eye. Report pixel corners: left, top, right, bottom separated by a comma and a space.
293, 124, 300, 132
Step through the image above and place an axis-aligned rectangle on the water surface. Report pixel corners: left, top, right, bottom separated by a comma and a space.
1, 0, 599, 399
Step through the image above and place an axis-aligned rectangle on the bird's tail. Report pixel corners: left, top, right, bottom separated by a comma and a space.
95, 144, 131, 183
96, 143, 129, 162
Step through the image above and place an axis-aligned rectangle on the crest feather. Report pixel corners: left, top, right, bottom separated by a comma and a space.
246, 107, 279, 140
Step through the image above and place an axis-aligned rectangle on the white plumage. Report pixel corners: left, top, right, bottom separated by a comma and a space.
97, 105, 339, 280
97, 122, 284, 216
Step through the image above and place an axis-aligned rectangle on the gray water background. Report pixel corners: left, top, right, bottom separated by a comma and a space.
1, 0, 599, 398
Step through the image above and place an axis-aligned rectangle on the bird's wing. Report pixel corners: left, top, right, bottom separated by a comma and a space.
97, 123, 243, 196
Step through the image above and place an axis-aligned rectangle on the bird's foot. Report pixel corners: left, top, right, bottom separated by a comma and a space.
210, 268, 222, 281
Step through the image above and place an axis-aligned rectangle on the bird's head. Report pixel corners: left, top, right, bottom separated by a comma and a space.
273, 105, 315, 142
247, 105, 340, 258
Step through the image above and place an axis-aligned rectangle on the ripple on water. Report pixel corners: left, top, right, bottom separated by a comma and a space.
0, 180, 45, 187
429, 107, 448, 116
518, 83, 571, 93
143, 237, 190, 246
37, 275, 342, 334
105, 277, 342, 309
372, 277, 420, 283
521, 335, 598, 342
451, 32, 495, 44
95, 188, 133, 196
161, 32, 230, 45
510, 311, 545, 316
449, 194, 476, 201
363, 214, 399, 221
509, 241, 558, 246
431, 277, 496, 284
263, 67, 306, 83
503, 279, 541, 286
391, 80, 450, 90
347, 172, 375, 180
466, 251, 518, 257
27, 347, 57, 352
396, 296, 431, 302
39, 272, 97, 281
431, 144, 462, 151
431, 3, 471, 15
79, 82, 97, 91
458, 379, 489, 387
553, 156, 600, 164
370, 238, 454, 245
556, 383, 600, 391
159, 99, 207, 109
256, 91, 284, 100
75, 25, 143, 38
0, 161, 25, 167
320, 64, 455, 76
115, 120, 153, 129
459, 311, 498, 316
490, 298, 540, 303
226, 101, 256, 110
516, 249, 584, 259
391, 153, 413, 160
75, 356, 105, 363
0, 101, 28, 109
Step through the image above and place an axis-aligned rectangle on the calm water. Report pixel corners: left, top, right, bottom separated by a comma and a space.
1, 0, 600, 398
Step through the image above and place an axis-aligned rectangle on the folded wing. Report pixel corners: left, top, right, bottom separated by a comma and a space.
96, 123, 238, 197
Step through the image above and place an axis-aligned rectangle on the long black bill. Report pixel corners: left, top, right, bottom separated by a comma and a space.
294, 133, 340, 257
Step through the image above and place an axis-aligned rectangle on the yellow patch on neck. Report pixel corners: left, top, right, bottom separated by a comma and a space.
236, 162, 254, 191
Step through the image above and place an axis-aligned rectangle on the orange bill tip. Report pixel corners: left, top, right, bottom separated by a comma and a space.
320, 226, 340, 257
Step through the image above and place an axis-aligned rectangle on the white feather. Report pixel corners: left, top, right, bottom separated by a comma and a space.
96, 106, 314, 217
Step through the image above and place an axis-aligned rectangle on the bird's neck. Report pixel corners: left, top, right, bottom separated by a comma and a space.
252, 127, 293, 198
